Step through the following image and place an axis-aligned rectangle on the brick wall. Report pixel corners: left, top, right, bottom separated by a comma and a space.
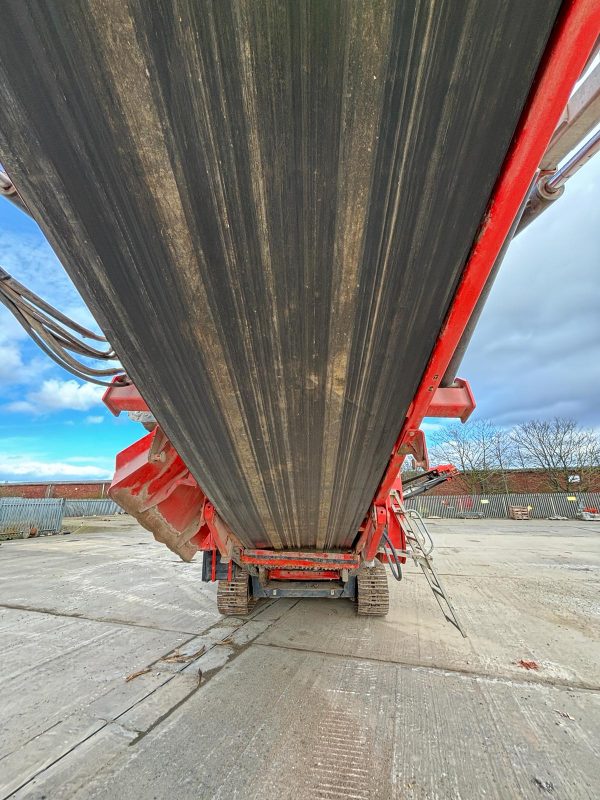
429, 468, 600, 496
3, 469, 599, 500
0, 481, 111, 499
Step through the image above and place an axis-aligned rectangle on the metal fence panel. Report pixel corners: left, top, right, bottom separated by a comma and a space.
405, 492, 600, 519
0, 497, 65, 537
63, 499, 121, 517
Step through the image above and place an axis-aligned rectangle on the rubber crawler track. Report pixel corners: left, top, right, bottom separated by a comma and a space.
357, 562, 389, 616
217, 572, 256, 616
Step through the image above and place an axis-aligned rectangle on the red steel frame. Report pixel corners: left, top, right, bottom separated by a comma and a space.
357, 0, 600, 562
103, 0, 600, 586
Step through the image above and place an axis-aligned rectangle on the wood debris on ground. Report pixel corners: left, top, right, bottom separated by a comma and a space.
125, 667, 151, 682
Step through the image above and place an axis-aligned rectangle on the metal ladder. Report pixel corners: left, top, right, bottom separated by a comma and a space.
389, 491, 467, 637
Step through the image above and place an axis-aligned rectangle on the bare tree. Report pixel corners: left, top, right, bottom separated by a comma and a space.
431, 420, 513, 494
491, 427, 515, 495
510, 418, 600, 492
401, 456, 421, 482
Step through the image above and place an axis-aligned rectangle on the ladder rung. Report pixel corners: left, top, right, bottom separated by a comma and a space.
390, 490, 466, 636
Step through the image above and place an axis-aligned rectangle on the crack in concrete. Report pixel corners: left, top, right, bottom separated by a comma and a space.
0, 602, 203, 636
2, 599, 299, 798
127, 599, 303, 744
254, 641, 600, 693
3, 725, 109, 800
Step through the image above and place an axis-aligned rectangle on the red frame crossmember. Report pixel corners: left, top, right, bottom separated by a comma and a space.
428, 379, 475, 423
241, 549, 360, 571
269, 569, 341, 581
102, 378, 148, 415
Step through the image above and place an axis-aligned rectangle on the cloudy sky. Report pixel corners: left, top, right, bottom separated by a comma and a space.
0, 199, 137, 481
0, 148, 598, 481
454, 152, 600, 428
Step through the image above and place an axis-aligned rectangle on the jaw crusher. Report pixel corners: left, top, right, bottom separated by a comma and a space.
0, 1, 598, 616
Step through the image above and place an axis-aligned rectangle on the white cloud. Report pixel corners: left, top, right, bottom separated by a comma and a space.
0, 321, 53, 386
0, 309, 28, 342
6, 400, 36, 413
0, 452, 112, 479
461, 154, 600, 427
6, 378, 104, 414
64, 456, 113, 465
0, 228, 96, 328
420, 421, 445, 434
85, 415, 104, 424
0, 225, 113, 390
0, 341, 41, 385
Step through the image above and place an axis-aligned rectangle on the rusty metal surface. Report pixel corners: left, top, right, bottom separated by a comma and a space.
0, 1, 560, 550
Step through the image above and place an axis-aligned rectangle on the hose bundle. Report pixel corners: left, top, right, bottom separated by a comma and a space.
0, 265, 127, 386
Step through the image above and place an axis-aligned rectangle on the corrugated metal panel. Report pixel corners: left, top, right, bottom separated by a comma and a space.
63, 499, 121, 517
405, 493, 600, 520
0, 498, 64, 537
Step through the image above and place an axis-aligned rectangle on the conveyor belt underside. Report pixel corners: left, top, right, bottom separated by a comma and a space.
0, 1, 561, 549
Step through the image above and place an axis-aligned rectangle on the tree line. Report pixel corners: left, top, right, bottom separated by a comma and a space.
428, 417, 600, 494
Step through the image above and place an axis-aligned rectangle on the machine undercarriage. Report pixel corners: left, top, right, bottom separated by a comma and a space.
102, 378, 470, 620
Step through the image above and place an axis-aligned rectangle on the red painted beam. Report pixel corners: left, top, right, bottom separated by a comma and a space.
241, 549, 360, 570
103, 377, 149, 415
203, 502, 244, 561
428, 378, 475, 423
269, 569, 342, 581
375, 0, 600, 507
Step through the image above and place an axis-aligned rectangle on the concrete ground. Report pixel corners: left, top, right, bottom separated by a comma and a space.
0, 517, 599, 799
